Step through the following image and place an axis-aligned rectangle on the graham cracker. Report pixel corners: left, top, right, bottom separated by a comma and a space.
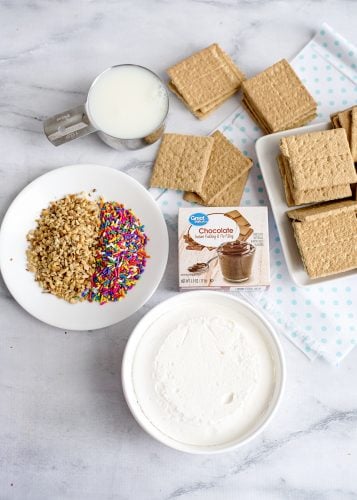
224, 209, 242, 219
167, 43, 245, 119
351, 106, 357, 162
331, 114, 341, 128
183, 191, 203, 204
278, 154, 352, 206
287, 199, 357, 222
235, 215, 250, 226
288, 201, 357, 278
331, 106, 353, 140
244, 95, 316, 135
224, 209, 253, 241
169, 82, 237, 119
277, 155, 295, 206
206, 170, 249, 206
242, 96, 270, 134
195, 131, 252, 203
183, 233, 204, 251
239, 225, 252, 236
241, 59, 317, 133
331, 106, 357, 161
337, 109, 352, 142
150, 134, 214, 191
280, 128, 356, 192
183, 170, 249, 207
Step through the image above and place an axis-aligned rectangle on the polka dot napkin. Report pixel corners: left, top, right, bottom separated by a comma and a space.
150, 23, 356, 364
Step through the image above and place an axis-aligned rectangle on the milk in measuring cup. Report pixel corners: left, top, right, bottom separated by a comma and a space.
86, 65, 168, 139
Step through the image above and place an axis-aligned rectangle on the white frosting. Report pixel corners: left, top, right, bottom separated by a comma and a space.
132, 303, 276, 447
154, 317, 258, 425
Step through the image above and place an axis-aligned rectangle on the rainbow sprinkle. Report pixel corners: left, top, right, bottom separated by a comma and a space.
82, 200, 149, 304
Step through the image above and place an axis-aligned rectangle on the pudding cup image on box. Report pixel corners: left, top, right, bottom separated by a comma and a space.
178, 207, 270, 289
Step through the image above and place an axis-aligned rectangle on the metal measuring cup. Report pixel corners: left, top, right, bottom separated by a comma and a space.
43, 64, 169, 151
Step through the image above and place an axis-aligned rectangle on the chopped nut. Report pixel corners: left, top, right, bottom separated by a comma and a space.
26, 194, 100, 303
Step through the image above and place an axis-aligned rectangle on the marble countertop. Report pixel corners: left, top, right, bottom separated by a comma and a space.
1, 1, 357, 499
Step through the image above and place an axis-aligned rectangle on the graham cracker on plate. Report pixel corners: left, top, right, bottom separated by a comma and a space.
331, 114, 341, 128
287, 199, 357, 221
287, 200, 357, 279
351, 106, 357, 161
167, 44, 245, 119
241, 59, 317, 133
150, 133, 214, 192
277, 155, 295, 206
331, 106, 353, 141
184, 170, 249, 206
331, 105, 357, 161
277, 154, 352, 206
280, 128, 356, 194
336, 109, 352, 142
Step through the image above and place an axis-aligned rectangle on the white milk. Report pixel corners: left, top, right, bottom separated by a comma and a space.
86, 65, 168, 139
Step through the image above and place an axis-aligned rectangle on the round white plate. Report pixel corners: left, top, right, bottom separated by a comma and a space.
0, 164, 168, 330
122, 291, 285, 454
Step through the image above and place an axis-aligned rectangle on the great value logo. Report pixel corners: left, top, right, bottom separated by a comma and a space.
189, 213, 209, 226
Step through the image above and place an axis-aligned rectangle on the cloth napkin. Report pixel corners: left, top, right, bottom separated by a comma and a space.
151, 23, 357, 364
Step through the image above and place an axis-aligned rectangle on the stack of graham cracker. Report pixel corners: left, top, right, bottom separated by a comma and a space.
330, 105, 357, 162
287, 200, 357, 279
167, 47, 317, 135
241, 59, 317, 133
150, 131, 252, 207
278, 129, 356, 207
167, 44, 245, 119
277, 128, 357, 279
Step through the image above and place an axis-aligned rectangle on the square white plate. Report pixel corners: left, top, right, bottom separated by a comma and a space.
255, 121, 355, 287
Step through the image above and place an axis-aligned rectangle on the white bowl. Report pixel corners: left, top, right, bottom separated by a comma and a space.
122, 291, 285, 454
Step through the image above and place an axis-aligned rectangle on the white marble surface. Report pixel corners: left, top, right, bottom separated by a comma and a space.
1, 1, 357, 499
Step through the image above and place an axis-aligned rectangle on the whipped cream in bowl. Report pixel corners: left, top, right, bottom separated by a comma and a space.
122, 291, 285, 453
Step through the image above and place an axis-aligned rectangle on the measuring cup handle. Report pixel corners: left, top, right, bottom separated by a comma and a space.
43, 104, 96, 146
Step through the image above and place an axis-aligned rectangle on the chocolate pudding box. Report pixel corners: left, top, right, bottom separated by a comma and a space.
178, 207, 270, 290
